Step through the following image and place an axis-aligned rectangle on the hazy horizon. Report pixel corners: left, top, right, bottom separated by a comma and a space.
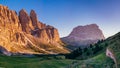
1, 0, 120, 38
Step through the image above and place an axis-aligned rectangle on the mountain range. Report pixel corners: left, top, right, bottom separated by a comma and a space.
0, 5, 69, 55
0, 5, 107, 56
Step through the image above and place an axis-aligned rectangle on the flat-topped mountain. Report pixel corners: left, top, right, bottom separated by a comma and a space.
62, 24, 105, 47
0, 5, 69, 55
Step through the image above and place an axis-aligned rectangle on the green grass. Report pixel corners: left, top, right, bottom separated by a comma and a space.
0, 51, 116, 68
0, 55, 75, 68
65, 52, 115, 68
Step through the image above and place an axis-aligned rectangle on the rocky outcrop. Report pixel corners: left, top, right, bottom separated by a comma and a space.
106, 48, 117, 68
19, 9, 34, 34
0, 5, 69, 55
0, 46, 11, 56
62, 24, 105, 47
30, 10, 39, 28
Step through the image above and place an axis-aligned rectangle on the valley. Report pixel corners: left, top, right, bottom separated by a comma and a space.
0, 1, 120, 68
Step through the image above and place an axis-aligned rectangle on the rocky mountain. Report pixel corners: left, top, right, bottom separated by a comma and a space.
62, 24, 105, 47
0, 5, 69, 55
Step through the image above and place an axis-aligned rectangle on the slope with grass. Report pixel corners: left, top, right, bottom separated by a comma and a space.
65, 32, 120, 68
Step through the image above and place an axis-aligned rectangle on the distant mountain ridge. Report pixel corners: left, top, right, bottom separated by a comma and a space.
0, 5, 69, 55
62, 24, 105, 47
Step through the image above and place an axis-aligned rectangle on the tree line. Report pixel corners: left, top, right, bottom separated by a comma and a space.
65, 40, 108, 59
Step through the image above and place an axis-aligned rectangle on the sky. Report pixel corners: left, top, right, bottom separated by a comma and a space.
0, 0, 120, 38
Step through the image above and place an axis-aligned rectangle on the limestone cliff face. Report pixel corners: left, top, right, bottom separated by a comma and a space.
62, 24, 105, 47
0, 5, 68, 55
31, 26, 60, 42
0, 5, 23, 52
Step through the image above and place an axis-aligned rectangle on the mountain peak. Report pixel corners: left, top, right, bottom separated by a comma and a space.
75, 24, 99, 30
19, 9, 28, 14
62, 24, 105, 47
30, 9, 38, 28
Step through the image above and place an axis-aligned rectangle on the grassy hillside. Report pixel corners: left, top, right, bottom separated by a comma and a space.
65, 32, 120, 68
65, 52, 114, 68
106, 32, 120, 66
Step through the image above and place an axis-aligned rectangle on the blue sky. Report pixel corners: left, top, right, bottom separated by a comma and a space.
0, 0, 120, 38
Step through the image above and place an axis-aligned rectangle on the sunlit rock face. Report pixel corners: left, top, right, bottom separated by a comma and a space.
19, 9, 34, 34
62, 24, 105, 47
0, 5, 69, 55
